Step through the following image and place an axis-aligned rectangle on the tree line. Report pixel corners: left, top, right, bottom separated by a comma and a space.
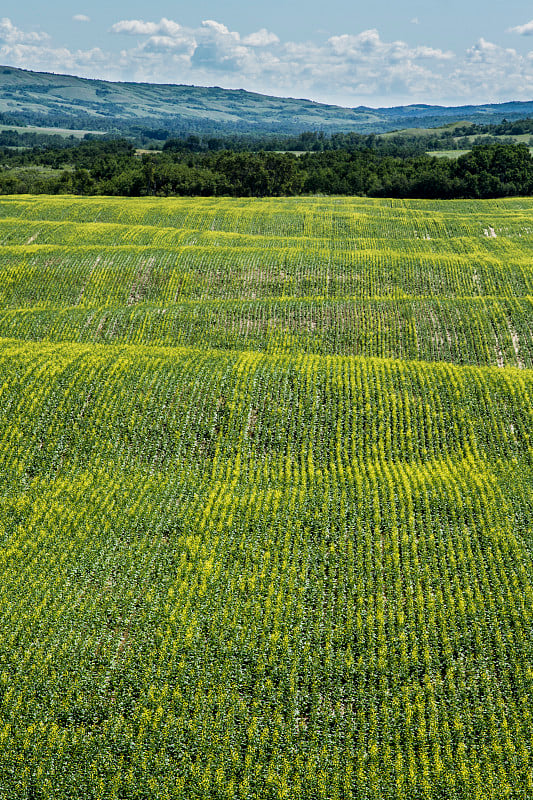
1, 138, 532, 199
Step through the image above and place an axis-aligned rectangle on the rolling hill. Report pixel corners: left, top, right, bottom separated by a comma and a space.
0, 194, 532, 797
1, 65, 533, 134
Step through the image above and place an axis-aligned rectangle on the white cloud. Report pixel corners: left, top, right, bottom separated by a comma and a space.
201, 20, 236, 38
327, 30, 452, 65
415, 45, 453, 60
2, 16, 533, 106
73, 14, 90, 23
144, 36, 181, 50
465, 37, 517, 63
111, 19, 184, 37
411, 18, 420, 25
0, 43, 106, 77
242, 29, 279, 47
0, 17, 49, 44
508, 20, 533, 36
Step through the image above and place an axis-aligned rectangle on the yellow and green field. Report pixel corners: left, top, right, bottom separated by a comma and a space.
0, 194, 532, 799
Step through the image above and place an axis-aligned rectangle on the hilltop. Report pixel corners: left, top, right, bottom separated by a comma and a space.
1, 65, 533, 135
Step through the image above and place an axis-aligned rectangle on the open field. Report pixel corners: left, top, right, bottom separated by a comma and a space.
0, 195, 532, 799
428, 150, 472, 159
429, 148, 533, 159
0, 124, 106, 138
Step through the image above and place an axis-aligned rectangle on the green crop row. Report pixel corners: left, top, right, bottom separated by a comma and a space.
0, 195, 532, 798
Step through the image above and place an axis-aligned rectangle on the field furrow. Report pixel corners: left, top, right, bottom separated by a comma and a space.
0, 195, 532, 799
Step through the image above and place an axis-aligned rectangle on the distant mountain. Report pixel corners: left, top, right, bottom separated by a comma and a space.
1, 66, 533, 135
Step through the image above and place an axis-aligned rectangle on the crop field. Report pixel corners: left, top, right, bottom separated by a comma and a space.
0, 194, 532, 799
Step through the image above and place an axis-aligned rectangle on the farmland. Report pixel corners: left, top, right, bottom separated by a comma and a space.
0, 194, 532, 799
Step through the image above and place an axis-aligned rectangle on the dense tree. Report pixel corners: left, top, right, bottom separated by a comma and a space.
1, 138, 532, 199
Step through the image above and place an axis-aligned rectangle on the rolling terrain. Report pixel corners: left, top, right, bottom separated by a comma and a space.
0, 195, 532, 798
2, 65, 533, 134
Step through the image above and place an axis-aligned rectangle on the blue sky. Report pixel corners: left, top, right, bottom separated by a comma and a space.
2, 1, 533, 106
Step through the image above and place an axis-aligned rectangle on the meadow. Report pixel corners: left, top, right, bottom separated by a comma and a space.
0, 194, 532, 799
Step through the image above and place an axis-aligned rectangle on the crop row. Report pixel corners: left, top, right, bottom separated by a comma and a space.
1, 244, 532, 303
0, 338, 532, 798
1, 195, 533, 239
0, 195, 532, 798
0, 341, 531, 478
0, 296, 530, 367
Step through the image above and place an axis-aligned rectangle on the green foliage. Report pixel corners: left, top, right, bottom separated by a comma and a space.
0, 195, 532, 798
2, 138, 533, 198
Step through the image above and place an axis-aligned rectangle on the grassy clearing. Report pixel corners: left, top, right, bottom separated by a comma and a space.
427, 149, 471, 159
0, 124, 106, 137
429, 147, 533, 159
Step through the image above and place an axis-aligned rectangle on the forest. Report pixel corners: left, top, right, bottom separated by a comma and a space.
1, 134, 533, 199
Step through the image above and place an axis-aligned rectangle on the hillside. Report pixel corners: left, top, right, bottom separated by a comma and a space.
2, 65, 533, 134
0, 194, 532, 798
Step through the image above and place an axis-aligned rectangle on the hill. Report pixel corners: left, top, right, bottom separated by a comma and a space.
1, 65, 533, 134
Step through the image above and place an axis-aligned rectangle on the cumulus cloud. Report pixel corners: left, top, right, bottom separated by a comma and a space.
242, 29, 280, 47
111, 19, 168, 36
0, 17, 49, 44
328, 28, 452, 61
508, 20, 533, 36
465, 38, 518, 64
143, 35, 192, 53
0, 42, 107, 77
73, 14, 90, 23
2, 16, 533, 106
201, 20, 236, 38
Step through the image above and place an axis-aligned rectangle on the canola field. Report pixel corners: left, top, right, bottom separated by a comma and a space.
0, 194, 532, 799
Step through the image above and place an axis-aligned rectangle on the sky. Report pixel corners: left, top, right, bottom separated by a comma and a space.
1, 1, 533, 107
